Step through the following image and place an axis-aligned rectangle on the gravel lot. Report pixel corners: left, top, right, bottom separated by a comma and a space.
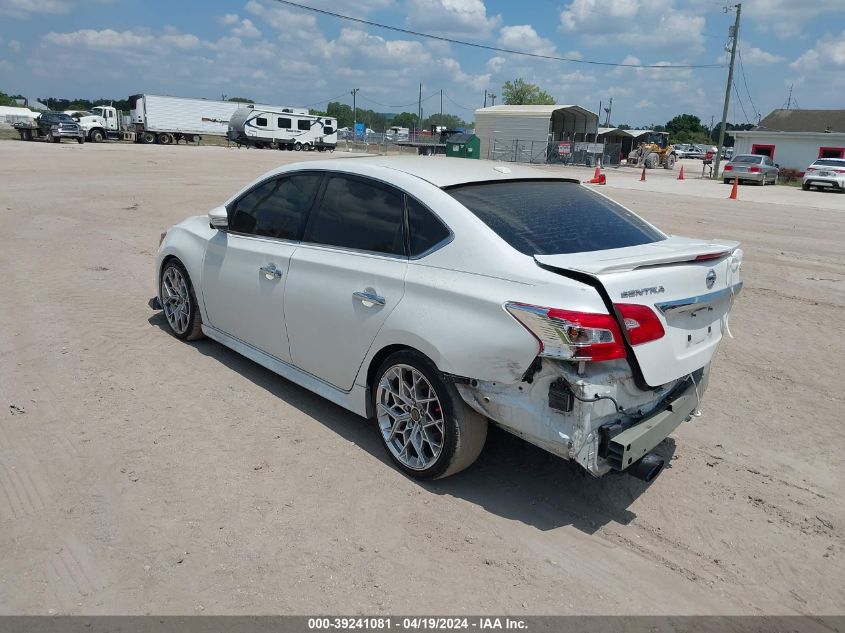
1, 141, 843, 615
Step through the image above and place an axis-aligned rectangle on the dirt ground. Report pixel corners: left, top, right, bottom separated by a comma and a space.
1, 141, 843, 616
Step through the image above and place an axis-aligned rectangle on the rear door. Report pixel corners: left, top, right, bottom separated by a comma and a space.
201, 172, 321, 362
284, 174, 408, 391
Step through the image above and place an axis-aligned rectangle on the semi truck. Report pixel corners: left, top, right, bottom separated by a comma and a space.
68, 94, 293, 144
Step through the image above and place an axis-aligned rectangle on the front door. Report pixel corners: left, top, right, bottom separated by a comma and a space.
201, 173, 322, 362
284, 174, 408, 390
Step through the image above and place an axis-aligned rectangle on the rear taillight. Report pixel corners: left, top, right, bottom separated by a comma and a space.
806, 167, 816, 172
724, 164, 733, 170
749, 166, 760, 173
694, 251, 730, 261
615, 304, 665, 346
505, 303, 625, 362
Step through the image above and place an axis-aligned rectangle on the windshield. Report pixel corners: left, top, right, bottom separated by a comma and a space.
732, 155, 762, 164
446, 180, 665, 256
54, 113, 74, 122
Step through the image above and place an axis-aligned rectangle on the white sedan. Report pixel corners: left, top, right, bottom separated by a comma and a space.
152, 157, 742, 482
802, 158, 845, 192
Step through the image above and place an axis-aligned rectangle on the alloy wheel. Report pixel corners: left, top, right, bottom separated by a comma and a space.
376, 364, 445, 471
161, 266, 191, 335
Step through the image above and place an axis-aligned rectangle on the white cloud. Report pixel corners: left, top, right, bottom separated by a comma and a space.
745, 0, 845, 38
791, 31, 845, 70
486, 56, 506, 73
560, 0, 706, 52
0, 0, 73, 17
406, 0, 501, 39
498, 25, 556, 57
220, 14, 239, 25
232, 18, 261, 39
8, 39, 21, 52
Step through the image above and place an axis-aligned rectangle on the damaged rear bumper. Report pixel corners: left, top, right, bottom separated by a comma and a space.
455, 360, 707, 477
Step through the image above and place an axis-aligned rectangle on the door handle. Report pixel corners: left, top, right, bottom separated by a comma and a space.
353, 291, 385, 306
259, 263, 282, 280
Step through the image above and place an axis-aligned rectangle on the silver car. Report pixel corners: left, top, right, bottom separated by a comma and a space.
722, 154, 779, 185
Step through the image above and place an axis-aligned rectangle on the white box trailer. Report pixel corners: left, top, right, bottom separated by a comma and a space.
129, 94, 306, 145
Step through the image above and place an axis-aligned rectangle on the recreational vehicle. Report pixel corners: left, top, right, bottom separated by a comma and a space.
228, 106, 337, 151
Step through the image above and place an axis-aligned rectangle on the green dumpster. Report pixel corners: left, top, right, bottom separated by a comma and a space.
445, 133, 480, 159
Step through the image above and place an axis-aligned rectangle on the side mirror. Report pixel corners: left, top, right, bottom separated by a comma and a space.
208, 205, 228, 230
775, 163, 780, 168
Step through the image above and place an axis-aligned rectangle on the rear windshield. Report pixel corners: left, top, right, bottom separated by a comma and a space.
814, 159, 845, 167
732, 155, 762, 163
446, 180, 665, 255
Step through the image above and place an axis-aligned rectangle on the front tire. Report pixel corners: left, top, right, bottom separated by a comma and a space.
373, 351, 487, 480
159, 260, 203, 341
90, 129, 105, 143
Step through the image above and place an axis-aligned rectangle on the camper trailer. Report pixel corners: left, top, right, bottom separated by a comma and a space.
228, 106, 337, 151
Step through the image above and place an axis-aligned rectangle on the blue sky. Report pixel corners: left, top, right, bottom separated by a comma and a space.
1, 0, 843, 127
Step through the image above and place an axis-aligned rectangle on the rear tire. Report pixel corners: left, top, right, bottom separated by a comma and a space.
159, 260, 204, 341
294, 142, 302, 151
157, 133, 173, 145
801, 183, 810, 191
372, 350, 487, 480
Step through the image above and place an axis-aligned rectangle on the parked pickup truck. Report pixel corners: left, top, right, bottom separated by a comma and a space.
14, 112, 85, 143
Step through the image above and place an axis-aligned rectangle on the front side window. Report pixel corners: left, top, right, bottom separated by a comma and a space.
229, 174, 321, 239
447, 180, 664, 256
324, 126, 335, 135
407, 197, 450, 257
305, 176, 405, 256
297, 119, 311, 131
255, 117, 268, 127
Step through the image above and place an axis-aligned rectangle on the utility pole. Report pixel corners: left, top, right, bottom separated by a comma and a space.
489, 93, 497, 106
418, 83, 422, 129
351, 88, 359, 137
713, 3, 741, 179
786, 84, 793, 110
440, 89, 443, 126
604, 97, 613, 127
484, 90, 488, 108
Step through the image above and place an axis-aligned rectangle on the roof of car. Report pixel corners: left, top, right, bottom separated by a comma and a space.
281, 156, 571, 188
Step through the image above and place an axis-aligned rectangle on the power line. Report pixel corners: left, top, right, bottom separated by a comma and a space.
442, 92, 476, 111
358, 91, 439, 109
733, 81, 752, 125
302, 91, 350, 108
271, 0, 725, 69
736, 46, 759, 121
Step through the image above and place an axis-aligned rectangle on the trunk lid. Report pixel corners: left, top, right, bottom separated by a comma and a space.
536, 236, 742, 387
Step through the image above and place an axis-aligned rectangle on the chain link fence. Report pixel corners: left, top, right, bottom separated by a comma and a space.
486, 139, 623, 167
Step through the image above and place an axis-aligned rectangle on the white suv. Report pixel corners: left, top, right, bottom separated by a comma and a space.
803, 158, 845, 192
152, 157, 742, 482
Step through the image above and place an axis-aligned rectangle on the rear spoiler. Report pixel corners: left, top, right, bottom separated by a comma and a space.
534, 236, 740, 275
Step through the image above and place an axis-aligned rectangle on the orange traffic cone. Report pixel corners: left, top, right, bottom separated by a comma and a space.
678, 165, 685, 180
640, 166, 647, 181
593, 165, 601, 180
729, 177, 738, 200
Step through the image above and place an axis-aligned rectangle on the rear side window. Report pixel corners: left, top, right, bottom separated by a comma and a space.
306, 176, 405, 255
278, 117, 291, 129
297, 119, 311, 131
407, 197, 450, 257
229, 174, 321, 240
815, 159, 845, 167
447, 180, 664, 256
324, 126, 334, 135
